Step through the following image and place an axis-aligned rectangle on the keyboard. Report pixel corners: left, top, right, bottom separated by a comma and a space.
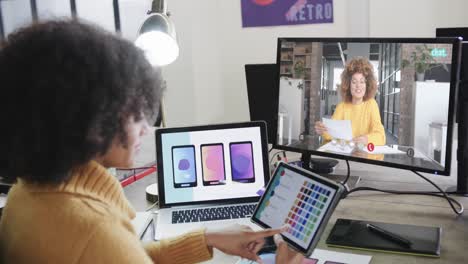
172, 204, 256, 224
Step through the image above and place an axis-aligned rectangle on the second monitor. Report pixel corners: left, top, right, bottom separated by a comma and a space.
275, 37, 461, 176
245, 63, 279, 144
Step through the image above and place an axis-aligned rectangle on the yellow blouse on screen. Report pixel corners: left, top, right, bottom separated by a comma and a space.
324, 99, 386, 146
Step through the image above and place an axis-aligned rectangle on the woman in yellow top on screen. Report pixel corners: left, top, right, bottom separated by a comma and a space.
315, 57, 386, 146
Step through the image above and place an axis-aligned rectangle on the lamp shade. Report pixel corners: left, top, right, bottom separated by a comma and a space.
135, 13, 179, 66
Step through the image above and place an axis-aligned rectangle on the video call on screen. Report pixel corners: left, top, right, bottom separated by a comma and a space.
276, 39, 457, 172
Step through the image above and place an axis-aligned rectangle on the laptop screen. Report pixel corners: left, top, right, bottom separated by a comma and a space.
156, 121, 270, 208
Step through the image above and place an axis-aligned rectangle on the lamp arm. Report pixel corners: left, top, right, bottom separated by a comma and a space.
150, 0, 167, 15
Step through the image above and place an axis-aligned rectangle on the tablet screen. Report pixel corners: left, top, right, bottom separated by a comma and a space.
252, 163, 342, 253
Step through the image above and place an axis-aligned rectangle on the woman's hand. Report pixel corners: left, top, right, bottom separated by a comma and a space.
205, 224, 285, 262
353, 135, 368, 145
314, 121, 328, 135
274, 234, 305, 264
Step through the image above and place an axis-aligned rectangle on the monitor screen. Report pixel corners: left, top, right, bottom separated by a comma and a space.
275, 38, 461, 175
245, 64, 279, 144
156, 122, 270, 207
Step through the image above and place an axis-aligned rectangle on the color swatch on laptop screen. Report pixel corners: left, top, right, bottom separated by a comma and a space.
230, 141, 255, 182
201, 144, 226, 185
254, 166, 336, 249
172, 145, 197, 188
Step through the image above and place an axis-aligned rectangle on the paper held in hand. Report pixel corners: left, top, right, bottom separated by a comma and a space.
322, 118, 353, 141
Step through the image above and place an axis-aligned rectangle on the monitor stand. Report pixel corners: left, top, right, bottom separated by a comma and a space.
300, 153, 361, 189
446, 91, 468, 197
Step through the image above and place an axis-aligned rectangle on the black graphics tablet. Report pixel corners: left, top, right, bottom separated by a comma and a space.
251, 162, 345, 256
326, 218, 441, 257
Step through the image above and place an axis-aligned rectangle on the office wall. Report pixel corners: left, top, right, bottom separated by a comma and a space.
165, 0, 349, 126
36, 0, 71, 20
0, 0, 117, 33
2, 0, 467, 127
369, 0, 468, 37
165, 0, 467, 126
413, 82, 450, 156
75, 0, 115, 32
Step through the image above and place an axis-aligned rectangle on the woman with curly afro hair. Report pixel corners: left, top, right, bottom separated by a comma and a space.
315, 57, 386, 146
0, 20, 302, 264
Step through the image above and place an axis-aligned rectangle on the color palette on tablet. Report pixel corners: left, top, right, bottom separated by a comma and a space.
254, 165, 337, 249
284, 180, 332, 243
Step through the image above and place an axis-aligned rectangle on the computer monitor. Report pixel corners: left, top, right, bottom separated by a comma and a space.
245, 64, 279, 144
274, 38, 462, 176
436, 28, 468, 121
436, 28, 468, 195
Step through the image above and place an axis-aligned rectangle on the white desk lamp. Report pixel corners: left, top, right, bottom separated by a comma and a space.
135, 0, 178, 203
135, 0, 179, 67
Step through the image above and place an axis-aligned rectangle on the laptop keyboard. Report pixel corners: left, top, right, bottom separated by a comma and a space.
171, 204, 256, 224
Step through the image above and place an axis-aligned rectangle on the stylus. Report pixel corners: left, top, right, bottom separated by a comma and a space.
366, 224, 412, 247
140, 217, 154, 240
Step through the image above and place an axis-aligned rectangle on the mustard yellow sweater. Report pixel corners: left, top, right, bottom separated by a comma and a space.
0, 161, 213, 263
324, 99, 386, 146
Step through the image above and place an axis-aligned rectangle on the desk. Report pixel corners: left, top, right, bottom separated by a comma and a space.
283, 135, 445, 172
123, 161, 468, 263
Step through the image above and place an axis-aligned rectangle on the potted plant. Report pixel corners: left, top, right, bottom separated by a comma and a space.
294, 60, 305, 78
401, 44, 437, 81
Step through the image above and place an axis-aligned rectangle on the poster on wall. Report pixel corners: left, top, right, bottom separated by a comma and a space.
241, 0, 333, 28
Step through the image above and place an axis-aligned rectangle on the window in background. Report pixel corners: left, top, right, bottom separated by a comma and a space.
36, 0, 71, 20
378, 43, 401, 145
75, 0, 115, 32
0, 0, 33, 37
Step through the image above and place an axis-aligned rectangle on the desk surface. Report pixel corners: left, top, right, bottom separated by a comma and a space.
284, 136, 445, 172
123, 160, 468, 264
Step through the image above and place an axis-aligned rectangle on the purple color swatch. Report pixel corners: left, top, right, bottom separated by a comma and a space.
178, 159, 190, 170
230, 142, 255, 181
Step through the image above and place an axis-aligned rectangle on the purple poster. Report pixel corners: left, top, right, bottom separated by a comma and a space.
241, 0, 334, 28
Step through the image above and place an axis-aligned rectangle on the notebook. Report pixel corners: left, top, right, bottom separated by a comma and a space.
154, 121, 270, 240
326, 218, 441, 257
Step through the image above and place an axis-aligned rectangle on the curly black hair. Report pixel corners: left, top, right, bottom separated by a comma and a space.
0, 20, 163, 184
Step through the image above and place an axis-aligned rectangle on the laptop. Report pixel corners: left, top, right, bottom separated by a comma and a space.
154, 121, 271, 240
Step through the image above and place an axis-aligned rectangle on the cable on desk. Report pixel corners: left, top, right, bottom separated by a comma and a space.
116, 166, 156, 171
146, 201, 159, 212
341, 160, 351, 185
346, 186, 464, 215
412, 170, 464, 215
269, 150, 287, 167
346, 170, 464, 216
338, 160, 351, 197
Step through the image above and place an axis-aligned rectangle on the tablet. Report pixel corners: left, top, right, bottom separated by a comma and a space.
251, 162, 344, 256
